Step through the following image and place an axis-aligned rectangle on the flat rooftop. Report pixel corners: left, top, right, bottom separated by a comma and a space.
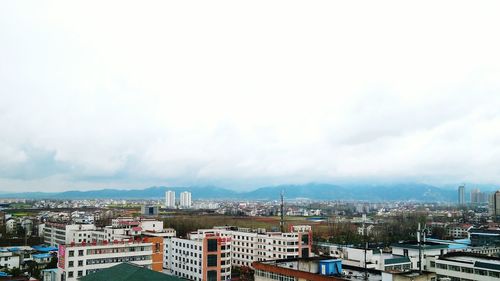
256, 257, 381, 281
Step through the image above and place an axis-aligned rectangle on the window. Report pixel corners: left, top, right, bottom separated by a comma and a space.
78, 250, 84, 256
78, 270, 83, 277
69, 261, 74, 267
461, 267, 473, 273
78, 260, 83, 266
207, 239, 218, 252
69, 250, 74, 257
207, 270, 217, 281
68, 272, 74, 278
489, 271, 500, 278
475, 269, 487, 276
436, 263, 447, 269
207, 254, 217, 267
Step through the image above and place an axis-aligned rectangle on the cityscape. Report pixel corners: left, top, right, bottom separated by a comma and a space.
0, 185, 499, 281
2, 1, 500, 281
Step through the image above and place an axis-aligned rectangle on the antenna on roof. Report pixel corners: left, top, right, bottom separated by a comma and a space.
280, 189, 285, 233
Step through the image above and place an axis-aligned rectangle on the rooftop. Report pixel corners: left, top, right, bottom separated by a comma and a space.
78, 263, 183, 281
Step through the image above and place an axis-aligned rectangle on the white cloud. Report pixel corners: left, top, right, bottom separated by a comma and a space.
1, 1, 500, 191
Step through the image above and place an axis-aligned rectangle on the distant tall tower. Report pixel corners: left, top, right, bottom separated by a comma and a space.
471, 188, 481, 205
180, 191, 192, 208
458, 185, 465, 206
165, 191, 176, 209
280, 190, 285, 233
489, 190, 500, 221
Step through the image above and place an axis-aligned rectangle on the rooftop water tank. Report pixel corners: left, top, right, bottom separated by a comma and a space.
319, 259, 342, 276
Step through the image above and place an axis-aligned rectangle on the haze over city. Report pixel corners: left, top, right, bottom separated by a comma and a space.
2, 1, 500, 192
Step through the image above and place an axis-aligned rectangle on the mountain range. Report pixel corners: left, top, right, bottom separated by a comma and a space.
0, 183, 495, 202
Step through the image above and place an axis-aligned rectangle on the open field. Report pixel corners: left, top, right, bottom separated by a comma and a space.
162, 214, 332, 238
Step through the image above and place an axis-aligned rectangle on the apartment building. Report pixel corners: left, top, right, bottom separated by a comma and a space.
446, 224, 472, 239
43, 222, 97, 247
164, 230, 231, 281
199, 225, 312, 268
57, 236, 163, 281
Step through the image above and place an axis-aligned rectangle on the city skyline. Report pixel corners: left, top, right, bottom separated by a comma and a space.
2, 1, 500, 192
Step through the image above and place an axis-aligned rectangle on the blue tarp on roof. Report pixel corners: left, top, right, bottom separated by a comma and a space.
0, 272, 11, 277
32, 245, 58, 252
8, 247, 21, 252
33, 253, 53, 259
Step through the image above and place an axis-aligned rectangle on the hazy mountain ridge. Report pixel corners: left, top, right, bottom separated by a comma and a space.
0, 183, 474, 202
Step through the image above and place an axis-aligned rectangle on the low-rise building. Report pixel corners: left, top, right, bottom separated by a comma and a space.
253, 257, 382, 281
434, 252, 500, 280
57, 236, 163, 281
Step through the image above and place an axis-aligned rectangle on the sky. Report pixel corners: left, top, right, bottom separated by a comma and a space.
1, 1, 500, 192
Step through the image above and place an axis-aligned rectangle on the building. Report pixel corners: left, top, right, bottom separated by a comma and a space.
0, 249, 21, 269
471, 189, 488, 205
381, 271, 436, 281
203, 225, 312, 268
490, 190, 500, 221
165, 191, 176, 209
141, 205, 159, 216
180, 192, 192, 209
57, 236, 164, 281
446, 224, 473, 239
78, 262, 182, 281
162, 225, 312, 281
253, 257, 382, 281
391, 241, 449, 271
458, 185, 465, 206
469, 228, 500, 247
315, 243, 411, 272
433, 252, 500, 280
164, 230, 231, 281
43, 223, 97, 247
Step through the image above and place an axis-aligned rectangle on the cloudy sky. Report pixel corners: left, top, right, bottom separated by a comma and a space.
1, 1, 500, 192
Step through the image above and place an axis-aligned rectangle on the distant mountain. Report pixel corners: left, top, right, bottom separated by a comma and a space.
0, 182, 467, 202
243, 183, 456, 201
0, 186, 239, 200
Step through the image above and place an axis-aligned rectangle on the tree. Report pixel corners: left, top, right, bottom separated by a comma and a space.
45, 256, 58, 269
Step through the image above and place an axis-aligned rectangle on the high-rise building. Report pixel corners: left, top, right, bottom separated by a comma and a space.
180, 191, 192, 208
458, 185, 465, 206
489, 190, 500, 221
470, 188, 482, 205
165, 191, 176, 209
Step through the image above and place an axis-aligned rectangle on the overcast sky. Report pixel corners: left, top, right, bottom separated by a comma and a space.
1, 1, 500, 192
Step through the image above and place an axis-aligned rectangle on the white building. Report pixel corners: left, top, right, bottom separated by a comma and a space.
180, 192, 192, 208
164, 230, 231, 281
165, 191, 176, 209
434, 252, 500, 280
392, 242, 450, 271
57, 237, 164, 281
0, 249, 21, 269
43, 222, 97, 247
198, 225, 312, 268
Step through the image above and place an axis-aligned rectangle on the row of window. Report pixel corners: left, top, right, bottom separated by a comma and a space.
255, 269, 295, 281
86, 255, 151, 265
436, 262, 500, 278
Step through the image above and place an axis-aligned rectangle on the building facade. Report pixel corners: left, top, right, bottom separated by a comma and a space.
458, 185, 465, 206
180, 192, 192, 208
165, 191, 176, 209
433, 252, 500, 281
490, 190, 500, 221
57, 237, 164, 281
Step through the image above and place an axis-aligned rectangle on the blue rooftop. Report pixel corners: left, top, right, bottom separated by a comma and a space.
33, 253, 53, 259
32, 245, 58, 252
